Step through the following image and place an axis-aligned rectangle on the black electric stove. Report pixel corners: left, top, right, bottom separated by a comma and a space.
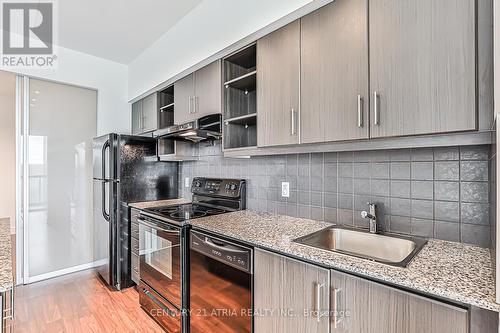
141, 177, 246, 226
136, 177, 246, 333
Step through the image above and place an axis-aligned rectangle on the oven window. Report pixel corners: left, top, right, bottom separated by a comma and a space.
143, 229, 173, 279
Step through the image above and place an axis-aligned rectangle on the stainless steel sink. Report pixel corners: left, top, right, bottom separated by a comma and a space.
294, 226, 427, 267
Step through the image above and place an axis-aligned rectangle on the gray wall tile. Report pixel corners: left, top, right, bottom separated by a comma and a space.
391, 180, 410, 198
390, 162, 410, 180
461, 224, 490, 247
434, 201, 459, 222
435, 182, 459, 201
411, 162, 434, 180
434, 146, 459, 161
411, 181, 433, 200
411, 218, 434, 237
372, 162, 390, 179
434, 161, 459, 181
411, 200, 434, 219
434, 221, 460, 242
460, 145, 489, 160
461, 161, 489, 181
461, 202, 490, 225
181, 142, 491, 247
460, 182, 489, 203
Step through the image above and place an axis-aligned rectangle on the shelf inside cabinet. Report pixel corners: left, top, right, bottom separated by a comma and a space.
225, 44, 256, 69
224, 71, 256, 92
224, 113, 257, 126
159, 102, 174, 111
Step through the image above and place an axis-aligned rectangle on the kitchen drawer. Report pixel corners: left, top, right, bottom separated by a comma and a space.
131, 221, 139, 240
131, 237, 139, 255
132, 270, 140, 284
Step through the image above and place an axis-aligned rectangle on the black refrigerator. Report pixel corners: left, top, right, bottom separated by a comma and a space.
92, 133, 178, 290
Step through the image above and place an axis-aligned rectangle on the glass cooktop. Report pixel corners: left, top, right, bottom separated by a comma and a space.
144, 203, 228, 222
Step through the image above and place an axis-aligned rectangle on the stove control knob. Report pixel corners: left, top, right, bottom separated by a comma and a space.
194, 180, 201, 188
230, 184, 237, 190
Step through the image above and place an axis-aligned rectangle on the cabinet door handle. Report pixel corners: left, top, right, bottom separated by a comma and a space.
373, 91, 379, 125
188, 96, 193, 114
357, 95, 363, 128
194, 96, 198, 114
333, 287, 342, 328
315, 282, 325, 323
291, 108, 297, 135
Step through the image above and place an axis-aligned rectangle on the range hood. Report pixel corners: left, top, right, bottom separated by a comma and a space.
153, 113, 222, 143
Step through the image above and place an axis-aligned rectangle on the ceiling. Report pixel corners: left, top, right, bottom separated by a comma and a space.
58, 0, 202, 64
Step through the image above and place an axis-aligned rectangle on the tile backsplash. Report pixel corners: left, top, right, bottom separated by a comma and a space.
179, 142, 492, 247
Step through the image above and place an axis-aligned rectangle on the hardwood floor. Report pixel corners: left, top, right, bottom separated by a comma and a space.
13, 269, 164, 333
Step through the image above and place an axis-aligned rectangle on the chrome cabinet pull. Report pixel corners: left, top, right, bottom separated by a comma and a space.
291, 108, 297, 135
357, 94, 363, 128
188, 96, 192, 114
315, 282, 325, 323
333, 287, 342, 329
373, 91, 379, 125
194, 96, 198, 114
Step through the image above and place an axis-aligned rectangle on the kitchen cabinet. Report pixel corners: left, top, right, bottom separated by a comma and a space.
330, 270, 468, 333
130, 208, 140, 284
254, 249, 330, 333
257, 20, 300, 147
131, 93, 158, 134
174, 73, 194, 124
369, 0, 476, 138
131, 100, 143, 135
300, 0, 369, 143
174, 60, 222, 124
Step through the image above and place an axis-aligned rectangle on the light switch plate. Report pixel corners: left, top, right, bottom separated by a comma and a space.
281, 182, 290, 198
184, 177, 190, 188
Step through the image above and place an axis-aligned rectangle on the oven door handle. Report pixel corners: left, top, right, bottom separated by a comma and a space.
194, 234, 248, 254
138, 217, 180, 234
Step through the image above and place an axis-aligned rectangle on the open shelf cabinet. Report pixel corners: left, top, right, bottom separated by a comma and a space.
223, 44, 257, 150
158, 85, 174, 129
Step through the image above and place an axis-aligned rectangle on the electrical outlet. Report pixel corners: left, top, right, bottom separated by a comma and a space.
184, 177, 190, 188
281, 182, 290, 198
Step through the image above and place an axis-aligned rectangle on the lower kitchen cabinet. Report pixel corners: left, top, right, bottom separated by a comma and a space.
330, 270, 468, 333
254, 249, 330, 333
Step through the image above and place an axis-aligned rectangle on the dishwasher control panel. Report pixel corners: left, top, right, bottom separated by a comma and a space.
190, 230, 252, 273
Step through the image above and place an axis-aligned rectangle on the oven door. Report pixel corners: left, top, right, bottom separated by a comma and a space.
138, 215, 182, 309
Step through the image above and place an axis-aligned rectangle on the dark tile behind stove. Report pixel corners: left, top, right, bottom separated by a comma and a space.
179, 142, 491, 247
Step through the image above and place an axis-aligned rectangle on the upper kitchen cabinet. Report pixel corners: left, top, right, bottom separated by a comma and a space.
174, 73, 194, 124
131, 100, 143, 135
131, 92, 158, 135
174, 60, 222, 124
300, 0, 369, 144
369, 0, 476, 138
257, 20, 300, 147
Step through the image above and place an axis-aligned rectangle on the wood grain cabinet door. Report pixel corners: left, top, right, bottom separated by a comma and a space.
369, 0, 476, 138
254, 249, 330, 333
141, 93, 158, 133
300, 0, 369, 144
330, 270, 468, 333
257, 20, 300, 147
131, 100, 143, 135
174, 73, 195, 124
194, 60, 222, 118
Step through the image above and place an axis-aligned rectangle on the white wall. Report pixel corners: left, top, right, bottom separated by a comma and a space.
128, 0, 316, 100
1, 46, 130, 135
0, 71, 16, 229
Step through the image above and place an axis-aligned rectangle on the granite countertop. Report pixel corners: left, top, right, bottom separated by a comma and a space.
189, 210, 499, 312
0, 219, 13, 293
129, 198, 190, 210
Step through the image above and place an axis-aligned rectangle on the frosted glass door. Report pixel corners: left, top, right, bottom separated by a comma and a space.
27, 79, 97, 278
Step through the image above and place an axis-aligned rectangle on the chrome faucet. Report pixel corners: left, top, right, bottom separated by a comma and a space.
361, 202, 377, 233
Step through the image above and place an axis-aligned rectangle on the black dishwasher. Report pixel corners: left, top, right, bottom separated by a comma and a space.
189, 230, 253, 333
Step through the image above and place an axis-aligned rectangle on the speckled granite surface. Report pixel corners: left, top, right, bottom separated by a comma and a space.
190, 210, 499, 312
0, 219, 13, 292
129, 198, 190, 210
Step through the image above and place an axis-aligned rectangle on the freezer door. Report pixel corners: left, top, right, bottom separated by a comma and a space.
93, 179, 112, 284
92, 134, 113, 180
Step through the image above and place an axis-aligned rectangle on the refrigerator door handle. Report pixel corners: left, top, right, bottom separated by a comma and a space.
101, 139, 111, 221
102, 181, 110, 221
